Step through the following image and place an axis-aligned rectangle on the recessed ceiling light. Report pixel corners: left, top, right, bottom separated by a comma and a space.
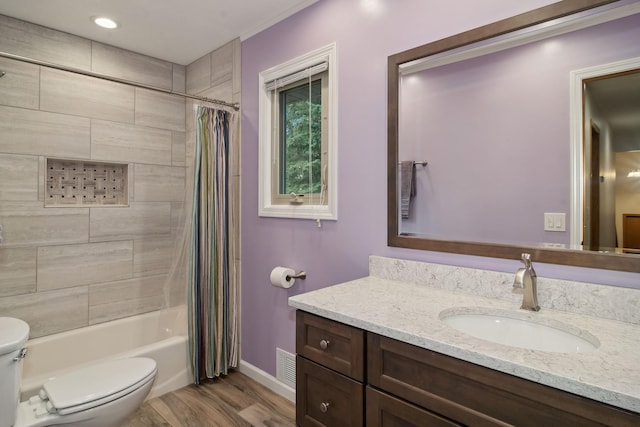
92, 16, 118, 29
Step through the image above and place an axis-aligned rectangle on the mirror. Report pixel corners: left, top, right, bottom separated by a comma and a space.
388, 0, 640, 272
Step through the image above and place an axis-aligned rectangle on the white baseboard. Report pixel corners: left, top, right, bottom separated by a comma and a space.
238, 359, 296, 403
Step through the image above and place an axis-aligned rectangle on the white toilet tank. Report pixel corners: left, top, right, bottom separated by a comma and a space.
0, 317, 30, 427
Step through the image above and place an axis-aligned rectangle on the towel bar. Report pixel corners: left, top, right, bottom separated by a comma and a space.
398, 160, 428, 166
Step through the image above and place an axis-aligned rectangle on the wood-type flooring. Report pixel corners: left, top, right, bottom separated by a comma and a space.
128, 370, 295, 426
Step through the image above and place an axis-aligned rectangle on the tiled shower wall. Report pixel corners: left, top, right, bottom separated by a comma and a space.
185, 37, 242, 316
0, 15, 241, 338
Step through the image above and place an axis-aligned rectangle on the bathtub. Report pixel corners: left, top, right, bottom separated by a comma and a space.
20, 305, 192, 401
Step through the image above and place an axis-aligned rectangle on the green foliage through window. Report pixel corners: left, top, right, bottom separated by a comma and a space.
278, 79, 322, 195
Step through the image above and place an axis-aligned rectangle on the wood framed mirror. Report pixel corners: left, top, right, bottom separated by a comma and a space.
388, 0, 640, 272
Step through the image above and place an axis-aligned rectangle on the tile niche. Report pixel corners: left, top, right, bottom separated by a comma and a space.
45, 158, 129, 207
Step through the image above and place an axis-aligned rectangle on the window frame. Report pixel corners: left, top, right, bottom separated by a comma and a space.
258, 43, 338, 220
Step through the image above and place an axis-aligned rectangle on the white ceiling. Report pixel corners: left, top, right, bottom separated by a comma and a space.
0, 0, 318, 65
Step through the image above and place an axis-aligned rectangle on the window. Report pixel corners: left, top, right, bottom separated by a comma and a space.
273, 72, 327, 205
259, 44, 337, 220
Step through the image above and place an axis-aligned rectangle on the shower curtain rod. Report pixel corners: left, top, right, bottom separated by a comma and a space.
0, 51, 240, 111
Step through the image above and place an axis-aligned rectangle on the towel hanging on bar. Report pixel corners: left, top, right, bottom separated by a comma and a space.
400, 160, 416, 219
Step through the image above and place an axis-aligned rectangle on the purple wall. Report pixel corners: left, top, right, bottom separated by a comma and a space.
241, 0, 640, 377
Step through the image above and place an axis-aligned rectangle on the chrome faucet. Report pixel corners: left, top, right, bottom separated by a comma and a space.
513, 253, 540, 311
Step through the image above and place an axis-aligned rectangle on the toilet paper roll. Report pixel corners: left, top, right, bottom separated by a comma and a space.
270, 266, 296, 289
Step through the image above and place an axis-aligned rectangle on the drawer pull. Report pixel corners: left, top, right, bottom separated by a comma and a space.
319, 339, 330, 350
320, 402, 331, 413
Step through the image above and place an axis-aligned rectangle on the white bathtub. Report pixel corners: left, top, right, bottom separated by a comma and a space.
20, 305, 192, 401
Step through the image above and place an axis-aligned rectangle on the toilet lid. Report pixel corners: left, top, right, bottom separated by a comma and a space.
42, 357, 157, 415
0, 317, 29, 356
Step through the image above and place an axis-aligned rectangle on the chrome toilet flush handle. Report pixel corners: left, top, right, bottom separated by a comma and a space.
13, 347, 27, 362
319, 339, 330, 350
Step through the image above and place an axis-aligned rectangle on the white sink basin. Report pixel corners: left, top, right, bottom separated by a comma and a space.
440, 307, 599, 353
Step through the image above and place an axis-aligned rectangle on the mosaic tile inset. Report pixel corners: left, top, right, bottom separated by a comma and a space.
45, 159, 128, 206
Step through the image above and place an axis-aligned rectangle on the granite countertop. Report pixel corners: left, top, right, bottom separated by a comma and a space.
288, 276, 640, 413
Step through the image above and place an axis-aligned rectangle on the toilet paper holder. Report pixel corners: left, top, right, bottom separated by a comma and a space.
287, 271, 306, 280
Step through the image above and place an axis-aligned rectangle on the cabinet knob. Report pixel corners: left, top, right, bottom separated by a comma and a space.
320, 402, 330, 413
319, 339, 330, 350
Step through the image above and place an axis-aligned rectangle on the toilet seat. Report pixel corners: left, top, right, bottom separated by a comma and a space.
40, 357, 157, 416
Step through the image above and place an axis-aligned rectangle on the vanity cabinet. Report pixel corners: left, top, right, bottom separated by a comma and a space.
296, 310, 640, 427
368, 333, 639, 426
366, 387, 461, 427
296, 310, 365, 426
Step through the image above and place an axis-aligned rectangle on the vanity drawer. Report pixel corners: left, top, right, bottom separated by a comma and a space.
296, 311, 365, 381
296, 356, 364, 427
368, 333, 640, 427
366, 386, 462, 427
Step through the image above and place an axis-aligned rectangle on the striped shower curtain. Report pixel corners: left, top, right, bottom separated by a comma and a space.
187, 106, 239, 383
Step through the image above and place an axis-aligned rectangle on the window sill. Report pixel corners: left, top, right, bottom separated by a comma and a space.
259, 203, 337, 220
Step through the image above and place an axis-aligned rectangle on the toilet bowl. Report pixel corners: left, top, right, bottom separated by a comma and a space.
1, 317, 157, 427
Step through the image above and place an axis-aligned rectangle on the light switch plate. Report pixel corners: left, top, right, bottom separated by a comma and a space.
544, 213, 566, 232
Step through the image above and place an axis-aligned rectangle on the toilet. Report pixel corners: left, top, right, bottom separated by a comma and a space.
0, 317, 157, 427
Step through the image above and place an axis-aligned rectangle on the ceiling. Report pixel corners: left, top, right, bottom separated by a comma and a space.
0, 0, 318, 65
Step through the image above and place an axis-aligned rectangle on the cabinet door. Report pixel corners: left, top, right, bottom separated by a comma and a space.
367, 387, 462, 427
296, 310, 365, 381
368, 333, 640, 427
297, 356, 364, 427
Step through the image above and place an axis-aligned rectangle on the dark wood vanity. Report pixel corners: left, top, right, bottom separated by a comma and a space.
296, 310, 640, 426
